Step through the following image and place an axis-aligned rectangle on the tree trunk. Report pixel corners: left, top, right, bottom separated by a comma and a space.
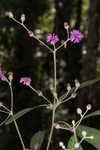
79, 0, 100, 109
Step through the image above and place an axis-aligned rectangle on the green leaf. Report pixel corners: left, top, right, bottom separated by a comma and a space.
59, 78, 100, 101
5, 104, 46, 125
77, 125, 100, 150
30, 131, 45, 150
84, 110, 100, 119
67, 135, 83, 150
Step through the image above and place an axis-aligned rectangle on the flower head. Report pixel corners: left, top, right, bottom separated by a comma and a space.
70, 29, 83, 43
19, 77, 32, 85
46, 33, 59, 44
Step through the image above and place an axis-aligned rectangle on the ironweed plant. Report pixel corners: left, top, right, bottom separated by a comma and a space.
0, 11, 100, 150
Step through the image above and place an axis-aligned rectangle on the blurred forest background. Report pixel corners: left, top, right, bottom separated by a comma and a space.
0, 0, 100, 150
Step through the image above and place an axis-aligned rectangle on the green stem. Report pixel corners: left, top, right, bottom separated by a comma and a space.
75, 109, 88, 129
46, 107, 56, 150
53, 51, 57, 92
46, 48, 57, 150
9, 83, 13, 113
29, 85, 51, 104
55, 38, 70, 52
0, 109, 9, 114
2, 105, 10, 113
14, 120, 25, 150
9, 83, 25, 150
12, 18, 53, 53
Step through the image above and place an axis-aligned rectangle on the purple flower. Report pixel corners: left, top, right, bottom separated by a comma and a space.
19, 77, 32, 85
46, 33, 59, 44
70, 29, 83, 43
0, 72, 5, 80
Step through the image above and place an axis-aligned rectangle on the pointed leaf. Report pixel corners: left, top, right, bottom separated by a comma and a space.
59, 79, 100, 101
30, 131, 45, 150
84, 110, 100, 119
67, 135, 83, 150
5, 104, 46, 125
77, 125, 100, 150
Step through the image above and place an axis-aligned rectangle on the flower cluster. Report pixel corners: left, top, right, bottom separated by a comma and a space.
2, 12, 95, 150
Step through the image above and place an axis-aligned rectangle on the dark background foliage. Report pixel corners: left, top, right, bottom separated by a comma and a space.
0, 0, 100, 150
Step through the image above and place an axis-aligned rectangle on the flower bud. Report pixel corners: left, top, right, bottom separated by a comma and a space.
21, 14, 25, 23
68, 126, 73, 132
74, 79, 80, 88
86, 104, 92, 110
6, 11, 14, 18
53, 122, 60, 129
37, 90, 42, 96
71, 92, 77, 98
74, 143, 79, 149
28, 30, 33, 37
59, 141, 64, 147
62, 145, 65, 149
90, 136, 94, 139
76, 108, 82, 115
51, 90, 57, 99
64, 22, 69, 29
72, 120, 75, 125
46, 104, 53, 110
8, 72, 13, 81
66, 83, 71, 91
82, 131, 87, 137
